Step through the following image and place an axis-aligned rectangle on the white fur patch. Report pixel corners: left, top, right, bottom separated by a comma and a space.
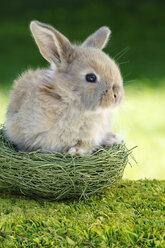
45, 69, 55, 80
103, 132, 124, 146
68, 146, 91, 156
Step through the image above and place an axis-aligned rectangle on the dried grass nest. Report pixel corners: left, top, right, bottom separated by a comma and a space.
0, 125, 134, 201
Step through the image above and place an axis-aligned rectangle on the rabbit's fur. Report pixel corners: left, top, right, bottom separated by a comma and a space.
5, 21, 124, 155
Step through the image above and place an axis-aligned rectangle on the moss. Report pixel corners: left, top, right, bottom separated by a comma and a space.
0, 180, 164, 247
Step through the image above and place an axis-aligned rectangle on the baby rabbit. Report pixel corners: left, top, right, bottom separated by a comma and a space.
5, 20, 124, 155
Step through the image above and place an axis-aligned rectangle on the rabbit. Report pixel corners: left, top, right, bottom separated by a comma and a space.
5, 20, 124, 155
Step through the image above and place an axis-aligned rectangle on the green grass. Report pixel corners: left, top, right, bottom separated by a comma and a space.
0, 126, 130, 201
0, 180, 164, 247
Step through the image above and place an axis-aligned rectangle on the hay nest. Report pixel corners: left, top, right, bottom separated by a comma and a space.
0, 126, 133, 201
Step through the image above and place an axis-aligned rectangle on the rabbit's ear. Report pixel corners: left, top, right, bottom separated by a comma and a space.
30, 21, 73, 65
82, 26, 111, 50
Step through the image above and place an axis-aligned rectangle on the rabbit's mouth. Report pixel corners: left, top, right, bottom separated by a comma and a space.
100, 87, 124, 109
100, 89, 114, 108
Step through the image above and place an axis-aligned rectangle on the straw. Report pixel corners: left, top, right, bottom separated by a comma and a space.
0, 125, 133, 201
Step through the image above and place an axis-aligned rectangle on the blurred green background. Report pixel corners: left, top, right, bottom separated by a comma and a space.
0, 0, 164, 179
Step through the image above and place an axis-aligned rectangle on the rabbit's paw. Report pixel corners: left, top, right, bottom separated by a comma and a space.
68, 146, 91, 156
102, 132, 124, 146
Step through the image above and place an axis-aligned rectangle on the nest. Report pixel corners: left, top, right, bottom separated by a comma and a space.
0, 126, 133, 201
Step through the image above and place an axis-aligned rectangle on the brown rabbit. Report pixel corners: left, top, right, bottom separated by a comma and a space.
5, 21, 124, 155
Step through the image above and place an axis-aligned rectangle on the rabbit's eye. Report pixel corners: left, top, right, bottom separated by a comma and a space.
85, 73, 97, 83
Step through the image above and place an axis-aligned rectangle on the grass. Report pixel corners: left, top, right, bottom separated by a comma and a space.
0, 127, 130, 200
0, 179, 164, 247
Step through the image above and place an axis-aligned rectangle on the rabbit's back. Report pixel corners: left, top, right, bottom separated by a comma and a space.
5, 68, 55, 150
7, 69, 46, 116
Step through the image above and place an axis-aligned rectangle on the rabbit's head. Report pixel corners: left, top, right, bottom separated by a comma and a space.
30, 21, 123, 111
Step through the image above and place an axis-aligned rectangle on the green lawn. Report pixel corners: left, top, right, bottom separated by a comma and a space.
0, 180, 164, 247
